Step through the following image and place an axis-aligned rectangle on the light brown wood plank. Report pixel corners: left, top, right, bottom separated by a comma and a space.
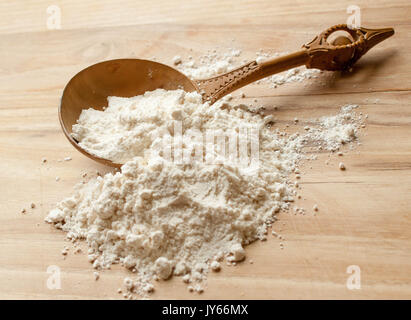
0, 0, 410, 299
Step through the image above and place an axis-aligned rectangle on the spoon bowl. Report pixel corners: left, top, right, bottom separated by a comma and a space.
60, 59, 198, 167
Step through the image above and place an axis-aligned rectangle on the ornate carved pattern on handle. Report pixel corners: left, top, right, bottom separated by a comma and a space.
303, 24, 393, 71
195, 61, 260, 104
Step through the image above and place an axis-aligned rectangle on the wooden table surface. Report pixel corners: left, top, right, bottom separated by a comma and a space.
0, 0, 410, 299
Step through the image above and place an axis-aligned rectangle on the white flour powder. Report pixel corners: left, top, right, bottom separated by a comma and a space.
47, 87, 362, 298
307, 104, 359, 151
46, 46, 362, 299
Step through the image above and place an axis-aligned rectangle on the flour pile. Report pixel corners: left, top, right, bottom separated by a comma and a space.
46, 87, 362, 298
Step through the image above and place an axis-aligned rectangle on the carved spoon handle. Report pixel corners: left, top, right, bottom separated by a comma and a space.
196, 50, 308, 104
195, 24, 394, 104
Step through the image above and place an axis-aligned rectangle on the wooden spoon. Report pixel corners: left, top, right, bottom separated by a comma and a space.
59, 24, 394, 168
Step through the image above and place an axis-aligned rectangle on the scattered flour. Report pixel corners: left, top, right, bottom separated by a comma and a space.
306, 105, 359, 152
174, 48, 322, 88
254, 51, 322, 88
176, 49, 242, 79
47, 87, 362, 298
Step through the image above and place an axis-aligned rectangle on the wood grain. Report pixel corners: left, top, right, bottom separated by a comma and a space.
0, 0, 410, 299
